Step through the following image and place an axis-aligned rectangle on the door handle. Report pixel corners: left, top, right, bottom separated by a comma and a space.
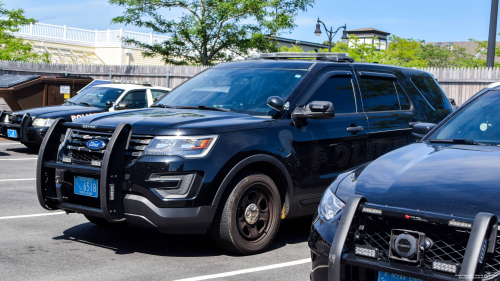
409, 121, 421, 128
346, 126, 364, 133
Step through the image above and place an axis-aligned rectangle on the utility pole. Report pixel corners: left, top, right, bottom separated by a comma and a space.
487, 0, 499, 68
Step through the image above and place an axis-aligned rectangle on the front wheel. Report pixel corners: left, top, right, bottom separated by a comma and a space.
210, 172, 281, 255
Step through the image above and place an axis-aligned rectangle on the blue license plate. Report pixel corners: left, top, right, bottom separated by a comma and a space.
7, 129, 17, 138
74, 176, 98, 198
378, 271, 424, 281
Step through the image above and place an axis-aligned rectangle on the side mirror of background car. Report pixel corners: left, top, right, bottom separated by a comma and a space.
448, 98, 458, 110
267, 96, 285, 111
115, 102, 130, 110
292, 101, 335, 120
105, 100, 114, 108
412, 122, 436, 140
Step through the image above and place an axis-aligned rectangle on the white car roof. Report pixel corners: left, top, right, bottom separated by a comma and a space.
93, 84, 171, 91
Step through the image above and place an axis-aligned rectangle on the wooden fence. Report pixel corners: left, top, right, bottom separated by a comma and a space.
0, 61, 209, 89
416, 67, 500, 105
1, 61, 500, 106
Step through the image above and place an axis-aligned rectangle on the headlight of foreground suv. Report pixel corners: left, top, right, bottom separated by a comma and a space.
144, 135, 218, 158
32, 118, 56, 127
319, 189, 345, 221
2, 115, 9, 123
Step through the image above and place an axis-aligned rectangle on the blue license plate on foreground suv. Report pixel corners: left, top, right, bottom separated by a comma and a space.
7, 129, 17, 138
74, 176, 98, 198
378, 271, 424, 281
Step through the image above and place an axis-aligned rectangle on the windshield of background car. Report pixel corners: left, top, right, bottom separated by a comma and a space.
69, 87, 125, 108
432, 90, 500, 144
157, 68, 307, 115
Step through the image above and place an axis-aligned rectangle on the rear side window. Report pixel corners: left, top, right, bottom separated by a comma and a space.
359, 78, 401, 112
305, 77, 357, 114
151, 89, 169, 102
395, 83, 411, 110
411, 76, 451, 110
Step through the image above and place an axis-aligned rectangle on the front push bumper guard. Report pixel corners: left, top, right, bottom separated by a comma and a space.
0, 110, 31, 142
37, 118, 132, 223
328, 195, 499, 281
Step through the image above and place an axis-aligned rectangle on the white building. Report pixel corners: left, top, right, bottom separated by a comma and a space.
345, 28, 390, 50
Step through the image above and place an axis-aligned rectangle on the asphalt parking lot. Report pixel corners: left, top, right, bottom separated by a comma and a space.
0, 139, 312, 281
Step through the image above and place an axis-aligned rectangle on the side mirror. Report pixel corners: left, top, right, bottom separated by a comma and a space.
105, 100, 114, 108
267, 96, 285, 111
448, 98, 458, 110
115, 102, 130, 110
412, 122, 436, 140
292, 101, 335, 120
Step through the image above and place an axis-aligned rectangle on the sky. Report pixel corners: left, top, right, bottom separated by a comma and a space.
2, 0, 499, 44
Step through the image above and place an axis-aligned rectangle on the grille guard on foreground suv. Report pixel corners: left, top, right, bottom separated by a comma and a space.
328, 195, 499, 281
0, 110, 30, 142
37, 118, 131, 223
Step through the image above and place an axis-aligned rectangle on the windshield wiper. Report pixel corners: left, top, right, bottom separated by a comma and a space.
79, 102, 94, 107
151, 104, 173, 108
429, 139, 478, 145
175, 105, 230, 112
65, 100, 77, 105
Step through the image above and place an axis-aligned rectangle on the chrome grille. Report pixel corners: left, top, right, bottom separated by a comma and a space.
62, 129, 152, 167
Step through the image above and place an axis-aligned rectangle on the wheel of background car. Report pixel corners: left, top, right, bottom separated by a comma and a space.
84, 215, 129, 228
210, 172, 281, 255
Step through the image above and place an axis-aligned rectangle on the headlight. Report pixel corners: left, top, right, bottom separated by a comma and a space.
144, 135, 218, 158
2, 115, 9, 123
32, 118, 56, 127
319, 189, 345, 221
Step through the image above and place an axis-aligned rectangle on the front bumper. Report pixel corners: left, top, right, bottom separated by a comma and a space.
308, 196, 500, 281
37, 120, 218, 234
0, 111, 47, 144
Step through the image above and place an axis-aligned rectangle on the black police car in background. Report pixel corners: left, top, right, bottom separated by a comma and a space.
0, 81, 170, 149
309, 82, 500, 281
36, 52, 452, 255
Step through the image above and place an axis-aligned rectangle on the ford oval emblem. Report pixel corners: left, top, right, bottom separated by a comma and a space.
86, 139, 106, 150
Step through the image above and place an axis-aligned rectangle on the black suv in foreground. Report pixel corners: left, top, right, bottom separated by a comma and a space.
309, 83, 500, 280
37, 52, 452, 255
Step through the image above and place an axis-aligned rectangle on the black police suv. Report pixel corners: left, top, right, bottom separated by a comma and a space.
36, 52, 452, 255
0, 82, 170, 149
309, 82, 500, 281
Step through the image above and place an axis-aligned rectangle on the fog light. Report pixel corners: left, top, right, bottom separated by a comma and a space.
354, 245, 379, 259
362, 207, 382, 215
432, 260, 460, 274
91, 160, 102, 167
62, 157, 71, 163
448, 220, 472, 229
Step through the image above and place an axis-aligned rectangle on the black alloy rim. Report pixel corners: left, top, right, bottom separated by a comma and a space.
236, 186, 273, 241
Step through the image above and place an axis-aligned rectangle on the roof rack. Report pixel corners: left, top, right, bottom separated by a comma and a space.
257, 52, 354, 62
110, 79, 153, 87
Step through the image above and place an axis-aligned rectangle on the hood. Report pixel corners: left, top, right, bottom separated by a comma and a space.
73, 108, 272, 135
14, 105, 106, 121
336, 143, 500, 219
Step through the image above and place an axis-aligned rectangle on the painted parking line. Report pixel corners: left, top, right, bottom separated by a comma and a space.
0, 158, 38, 161
0, 142, 23, 145
0, 212, 66, 220
0, 178, 36, 182
173, 258, 311, 281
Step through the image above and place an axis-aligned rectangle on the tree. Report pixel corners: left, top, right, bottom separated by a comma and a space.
109, 0, 314, 66
0, 3, 49, 63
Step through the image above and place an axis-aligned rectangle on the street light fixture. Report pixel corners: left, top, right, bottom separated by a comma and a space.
314, 18, 347, 52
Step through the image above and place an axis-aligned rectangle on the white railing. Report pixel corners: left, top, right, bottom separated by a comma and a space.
4, 19, 170, 46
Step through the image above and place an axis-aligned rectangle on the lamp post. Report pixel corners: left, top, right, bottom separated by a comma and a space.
487, 0, 499, 68
314, 18, 348, 52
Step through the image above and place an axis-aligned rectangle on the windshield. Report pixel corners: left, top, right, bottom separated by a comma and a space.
157, 68, 307, 115
68, 87, 125, 108
431, 90, 500, 144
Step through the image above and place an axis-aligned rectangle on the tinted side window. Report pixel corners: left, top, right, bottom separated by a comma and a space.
122, 90, 148, 109
411, 76, 451, 110
360, 78, 400, 112
151, 89, 169, 101
306, 77, 356, 114
395, 83, 410, 110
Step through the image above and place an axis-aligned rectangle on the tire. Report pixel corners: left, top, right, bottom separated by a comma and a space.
84, 215, 128, 228
23, 143, 40, 150
210, 172, 281, 255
